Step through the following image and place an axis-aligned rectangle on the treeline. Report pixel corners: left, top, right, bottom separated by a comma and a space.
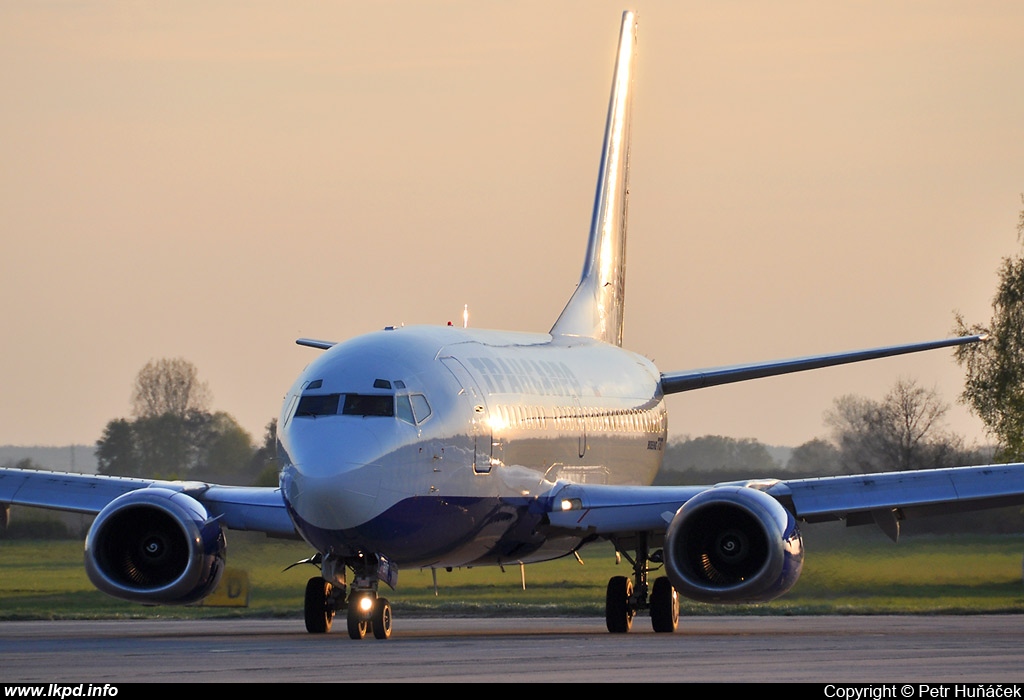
654, 435, 995, 484
95, 412, 278, 486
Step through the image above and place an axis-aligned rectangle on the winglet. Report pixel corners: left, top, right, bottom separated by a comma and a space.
550, 10, 637, 347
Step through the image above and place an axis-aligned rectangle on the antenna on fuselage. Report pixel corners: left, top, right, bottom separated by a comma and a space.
463, 304, 469, 328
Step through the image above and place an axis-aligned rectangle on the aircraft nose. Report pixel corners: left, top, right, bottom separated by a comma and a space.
280, 422, 385, 531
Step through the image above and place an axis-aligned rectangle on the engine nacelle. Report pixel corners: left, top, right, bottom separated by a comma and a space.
84, 488, 226, 605
663, 485, 803, 604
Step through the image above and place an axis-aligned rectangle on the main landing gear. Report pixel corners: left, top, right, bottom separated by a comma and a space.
604, 533, 679, 634
302, 553, 393, 640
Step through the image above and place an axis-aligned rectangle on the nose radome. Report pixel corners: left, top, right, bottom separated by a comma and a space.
281, 422, 385, 531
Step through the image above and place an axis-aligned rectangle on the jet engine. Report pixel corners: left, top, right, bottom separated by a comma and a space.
84, 488, 226, 605
663, 485, 803, 604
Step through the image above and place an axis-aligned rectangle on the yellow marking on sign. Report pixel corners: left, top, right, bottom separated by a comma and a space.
202, 568, 250, 607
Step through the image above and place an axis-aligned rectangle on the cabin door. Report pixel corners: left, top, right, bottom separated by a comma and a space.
440, 356, 492, 474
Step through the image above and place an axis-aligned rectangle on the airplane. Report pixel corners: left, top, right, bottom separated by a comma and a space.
2, 10, 1024, 641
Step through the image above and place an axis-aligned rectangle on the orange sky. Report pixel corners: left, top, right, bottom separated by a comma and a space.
2, 1, 1022, 451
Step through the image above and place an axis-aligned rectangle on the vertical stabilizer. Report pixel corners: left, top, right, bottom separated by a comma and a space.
550, 11, 637, 346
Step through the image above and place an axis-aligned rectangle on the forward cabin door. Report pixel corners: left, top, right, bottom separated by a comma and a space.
440, 356, 492, 474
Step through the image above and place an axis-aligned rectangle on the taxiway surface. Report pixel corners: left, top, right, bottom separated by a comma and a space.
2, 616, 1022, 683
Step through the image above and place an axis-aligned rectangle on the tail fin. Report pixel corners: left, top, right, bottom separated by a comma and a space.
550, 10, 637, 347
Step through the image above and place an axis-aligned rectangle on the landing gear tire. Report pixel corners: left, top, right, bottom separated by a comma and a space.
605, 575, 634, 633
650, 576, 679, 633
371, 597, 393, 640
304, 577, 334, 634
347, 599, 369, 640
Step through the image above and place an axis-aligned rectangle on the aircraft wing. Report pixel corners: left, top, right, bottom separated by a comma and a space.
545, 483, 709, 533
0, 468, 298, 538
660, 334, 984, 394
544, 462, 1024, 543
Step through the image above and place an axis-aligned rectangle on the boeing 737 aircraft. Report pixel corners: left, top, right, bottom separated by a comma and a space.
3, 11, 1024, 640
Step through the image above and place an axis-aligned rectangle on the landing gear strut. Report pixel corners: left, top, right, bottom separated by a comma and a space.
604, 533, 679, 634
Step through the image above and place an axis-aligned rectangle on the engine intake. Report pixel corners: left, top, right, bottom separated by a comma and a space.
664, 485, 803, 604
84, 488, 226, 605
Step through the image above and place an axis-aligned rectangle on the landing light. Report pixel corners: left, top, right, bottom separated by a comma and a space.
559, 498, 582, 512
357, 596, 374, 613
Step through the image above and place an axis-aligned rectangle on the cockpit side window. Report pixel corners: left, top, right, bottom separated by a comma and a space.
396, 393, 432, 425
410, 394, 432, 423
396, 395, 415, 424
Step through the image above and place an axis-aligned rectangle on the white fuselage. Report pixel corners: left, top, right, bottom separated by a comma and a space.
277, 324, 667, 569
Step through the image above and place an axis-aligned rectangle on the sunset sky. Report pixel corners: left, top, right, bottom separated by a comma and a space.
2, 1, 1022, 452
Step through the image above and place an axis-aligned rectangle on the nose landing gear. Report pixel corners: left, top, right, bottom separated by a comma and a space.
346, 591, 392, 640
301, 551, 394, 640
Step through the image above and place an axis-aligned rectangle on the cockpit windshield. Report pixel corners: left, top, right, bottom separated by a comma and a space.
295, 393, 394, 418
342, 394, 393, 417
294, 393, 340, 417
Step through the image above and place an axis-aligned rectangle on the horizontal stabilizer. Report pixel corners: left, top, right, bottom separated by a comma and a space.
296, 338, 337, 350
660, 334, 984, 394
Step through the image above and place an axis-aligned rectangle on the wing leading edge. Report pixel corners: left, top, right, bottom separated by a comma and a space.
545, 462, 1024, 543
0, 468, 297, 538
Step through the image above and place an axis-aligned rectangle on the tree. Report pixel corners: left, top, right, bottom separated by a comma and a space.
199, 412, 260, 484
954, 197, 1024, 461
95, 418, 140, 476
656, 434, 787, 486
97, 410, 259, 483
132, 412, 193, 478
97, 359, 263, 483
1, 457, 43, 471
825, 377, 965, 473
131, 358, 211, 419
249, 419, 282, 487
785, 438, 841, 474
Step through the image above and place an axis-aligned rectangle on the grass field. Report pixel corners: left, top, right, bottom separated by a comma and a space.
2, 526, 1023, 621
